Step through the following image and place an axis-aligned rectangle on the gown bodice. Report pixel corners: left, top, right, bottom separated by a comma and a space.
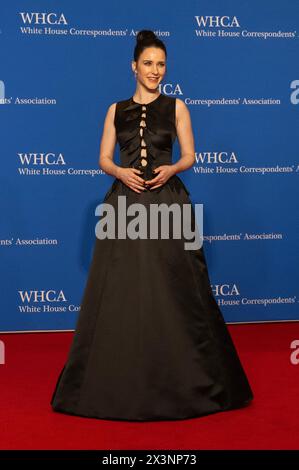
103, 92, 191, 199
114, 93, 176, 180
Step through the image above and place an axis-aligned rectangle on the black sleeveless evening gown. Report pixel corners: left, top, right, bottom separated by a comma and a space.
51, 93, 254, 421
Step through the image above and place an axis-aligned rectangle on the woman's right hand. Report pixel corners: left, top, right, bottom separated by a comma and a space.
116, 167, 146, 194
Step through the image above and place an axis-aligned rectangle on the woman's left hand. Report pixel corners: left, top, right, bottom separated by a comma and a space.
145, 165, 176, 190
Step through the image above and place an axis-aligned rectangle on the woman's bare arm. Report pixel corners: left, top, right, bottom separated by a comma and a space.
98, 103, 121, 178
172, 98, 195, 174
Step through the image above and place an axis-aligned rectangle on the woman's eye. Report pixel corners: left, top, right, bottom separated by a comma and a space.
144, 63, 165, 66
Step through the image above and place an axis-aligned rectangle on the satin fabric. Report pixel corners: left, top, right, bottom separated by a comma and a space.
51, 93, 254, 421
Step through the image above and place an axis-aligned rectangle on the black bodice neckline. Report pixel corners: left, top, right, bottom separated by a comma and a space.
131, 93, 162, 106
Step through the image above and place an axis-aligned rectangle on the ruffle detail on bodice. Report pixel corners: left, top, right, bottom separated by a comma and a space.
115, 95, 176, 175
123, 102, 171, 168
103, 93, 186, 198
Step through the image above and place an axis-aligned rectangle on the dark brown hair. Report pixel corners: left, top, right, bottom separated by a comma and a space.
133, 30, 167, 62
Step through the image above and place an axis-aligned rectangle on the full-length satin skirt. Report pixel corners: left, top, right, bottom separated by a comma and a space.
51, 176, 254, 421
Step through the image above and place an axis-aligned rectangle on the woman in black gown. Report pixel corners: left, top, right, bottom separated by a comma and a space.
51, 30, 254, 421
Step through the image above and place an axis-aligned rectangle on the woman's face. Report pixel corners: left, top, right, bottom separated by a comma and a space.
132, 47, 166, 91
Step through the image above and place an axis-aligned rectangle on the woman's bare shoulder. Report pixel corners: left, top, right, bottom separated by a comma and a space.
104, 102, 117, 123
175, 97, 190, 125
175, 97, 188, 109
107, 102, 117, 112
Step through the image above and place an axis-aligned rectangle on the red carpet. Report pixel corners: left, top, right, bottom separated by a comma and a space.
0, 322, 298, 450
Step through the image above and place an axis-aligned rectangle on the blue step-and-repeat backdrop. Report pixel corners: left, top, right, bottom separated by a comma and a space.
1, 1, 298, 332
